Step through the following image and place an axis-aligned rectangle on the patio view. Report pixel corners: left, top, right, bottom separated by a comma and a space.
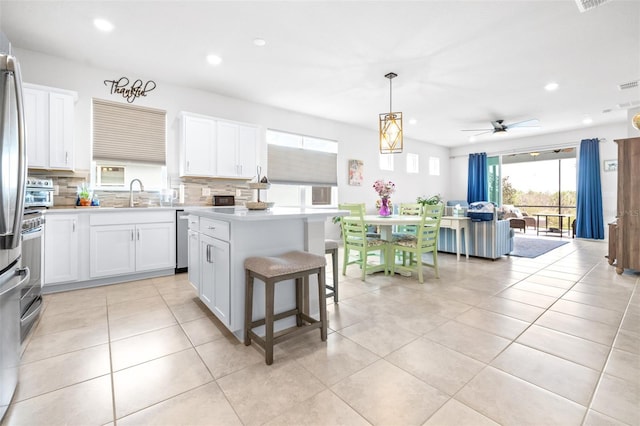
495, 149, 577, 236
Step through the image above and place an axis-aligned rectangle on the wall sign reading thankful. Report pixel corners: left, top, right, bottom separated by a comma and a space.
104, 77, 156, 103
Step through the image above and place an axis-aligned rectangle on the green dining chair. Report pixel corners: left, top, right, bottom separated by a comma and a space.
339, 203, 388, 281
393, 203, 422, 265
390, 203, 443, 283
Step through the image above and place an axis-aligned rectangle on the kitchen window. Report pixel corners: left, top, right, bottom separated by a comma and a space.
266, 130, 337, 207
91, 99, 167, 189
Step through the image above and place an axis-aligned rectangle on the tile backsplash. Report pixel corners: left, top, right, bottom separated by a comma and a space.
28, 171, 253, 208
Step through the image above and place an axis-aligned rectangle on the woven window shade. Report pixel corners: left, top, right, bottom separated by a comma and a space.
268, 144, 337, 185
93, 98, 166, 165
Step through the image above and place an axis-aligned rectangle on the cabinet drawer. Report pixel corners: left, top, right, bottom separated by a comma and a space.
200, 217, 229, 241
188, 215, 200, 232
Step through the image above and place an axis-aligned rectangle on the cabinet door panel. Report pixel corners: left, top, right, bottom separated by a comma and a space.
199, 236, 215, 308
216, 121, 239, 177
90, 225, 136, 278
188, 230, 200, 291
23, 88, 49, 168
44, 215, 78, 284
211, 238, 230, 325
183, 115, 216, 176
199, 234, 230, 326
48, 93, 74, 170
136, 223, 175, 272
238, 125, 257, 178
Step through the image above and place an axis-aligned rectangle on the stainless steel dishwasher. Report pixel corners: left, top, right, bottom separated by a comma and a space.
175, 209, 189, 273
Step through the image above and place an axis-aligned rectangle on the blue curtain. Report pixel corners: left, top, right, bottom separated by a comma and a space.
576, 138, 604, 239
467, 152, 488, 203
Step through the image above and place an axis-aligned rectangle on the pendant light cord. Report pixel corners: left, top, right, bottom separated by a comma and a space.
389, 77, 392, 112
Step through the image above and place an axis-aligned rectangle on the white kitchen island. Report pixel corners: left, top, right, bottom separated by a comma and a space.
184, 206, 345, 341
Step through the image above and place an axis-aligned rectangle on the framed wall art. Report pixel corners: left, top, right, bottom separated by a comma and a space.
348, 159, 364, 186
603, 159, 618, 172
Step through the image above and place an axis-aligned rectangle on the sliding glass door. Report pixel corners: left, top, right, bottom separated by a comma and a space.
501, 149, 576, 232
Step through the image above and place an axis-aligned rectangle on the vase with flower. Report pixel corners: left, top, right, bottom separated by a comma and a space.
373, 179, 395, 217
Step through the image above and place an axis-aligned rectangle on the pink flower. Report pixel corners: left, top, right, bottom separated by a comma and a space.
373, 179, 395, 198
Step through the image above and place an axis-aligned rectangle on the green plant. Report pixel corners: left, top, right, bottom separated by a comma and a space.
416, 194, 442, 206
77, 183, 91, 200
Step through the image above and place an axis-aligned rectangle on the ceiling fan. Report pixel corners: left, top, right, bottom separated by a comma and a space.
461, 119, 540, 136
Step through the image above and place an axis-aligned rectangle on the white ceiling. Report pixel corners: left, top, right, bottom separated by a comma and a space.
1, 0, 639, 147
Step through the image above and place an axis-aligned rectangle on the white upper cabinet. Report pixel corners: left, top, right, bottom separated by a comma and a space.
24, 84, 76, 171
180, 112, 259, 179
180, 113, 217, 177
216, 121, 258, 179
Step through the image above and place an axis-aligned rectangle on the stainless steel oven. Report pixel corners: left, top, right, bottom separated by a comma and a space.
20, 209, 44, 342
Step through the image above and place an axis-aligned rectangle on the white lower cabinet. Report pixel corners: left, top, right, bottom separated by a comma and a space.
135, 223, 176, 271
89, 225, 136, 277
190, 217, 230, 326
187, 229, 200, 291
199, 234, 230, 325
89, 212, 175, 279
44, 214, 79, 285
90, 222, 174, 278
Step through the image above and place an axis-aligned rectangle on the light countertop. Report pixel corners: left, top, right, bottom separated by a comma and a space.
184, 206, 346, 222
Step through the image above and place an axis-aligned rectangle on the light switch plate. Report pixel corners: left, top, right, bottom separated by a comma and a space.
202, 187, 211, 196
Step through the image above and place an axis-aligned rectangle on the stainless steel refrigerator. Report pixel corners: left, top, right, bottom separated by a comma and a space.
0, 32, 29, 422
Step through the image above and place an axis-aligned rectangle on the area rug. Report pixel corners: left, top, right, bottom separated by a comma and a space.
511, 236, 569, 258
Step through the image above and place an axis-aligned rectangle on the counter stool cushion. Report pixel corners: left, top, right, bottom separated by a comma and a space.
244, 250, 328, 365
244, 251, 326, 278
325, 239, 339, 251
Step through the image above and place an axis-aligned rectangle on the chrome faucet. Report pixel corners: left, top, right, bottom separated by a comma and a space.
129, 179, 145, 207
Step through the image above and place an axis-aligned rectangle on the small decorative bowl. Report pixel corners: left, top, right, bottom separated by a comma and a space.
245, 201, 267, 210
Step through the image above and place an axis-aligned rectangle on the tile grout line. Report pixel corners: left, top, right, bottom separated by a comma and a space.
579, 275, 639, 425
105, 295, 118, 426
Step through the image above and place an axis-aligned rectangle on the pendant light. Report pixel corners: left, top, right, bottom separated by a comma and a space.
379, 72, 403, 154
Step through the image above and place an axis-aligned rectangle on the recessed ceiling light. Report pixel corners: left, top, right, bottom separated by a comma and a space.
253, 38, 266, 47
469, 136, 477, 143
206, 54, 222, 66
93, 18, 114, 32
409, 118, 417, 125
545, 82, 559, 91
582, 116, 593, 124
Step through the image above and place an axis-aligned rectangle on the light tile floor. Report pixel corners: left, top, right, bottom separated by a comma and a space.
3, 237, 639, 426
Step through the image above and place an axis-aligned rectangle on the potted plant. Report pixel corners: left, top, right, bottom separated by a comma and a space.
77, 183, 92, 206
416, 194, 442, 206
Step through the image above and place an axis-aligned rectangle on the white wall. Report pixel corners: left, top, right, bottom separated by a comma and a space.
15, 48, 450, 215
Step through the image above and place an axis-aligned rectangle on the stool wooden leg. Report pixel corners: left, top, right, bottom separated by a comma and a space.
317, 268, 327, 341
295, 277, 303, 327
331, 249, 339, 303
265, 279, 275, 365
244, 271, 253, 346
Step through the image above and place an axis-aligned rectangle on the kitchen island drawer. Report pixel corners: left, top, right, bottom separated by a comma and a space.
200, 217, 229, 241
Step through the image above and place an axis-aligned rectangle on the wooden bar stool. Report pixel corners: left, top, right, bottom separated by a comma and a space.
244, 250, 328, 365
325, 239, 339, 303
